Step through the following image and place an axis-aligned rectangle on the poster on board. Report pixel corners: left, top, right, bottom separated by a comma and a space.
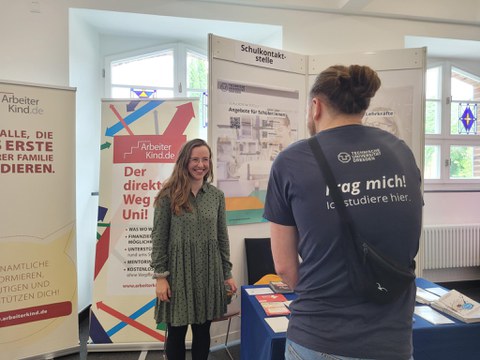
215, 81, 299, 224
308, 48, 426, 165
89, 98, 199, 348
362, 70, 421, 159
209, 34, 306, 225
0, 81, 78, 359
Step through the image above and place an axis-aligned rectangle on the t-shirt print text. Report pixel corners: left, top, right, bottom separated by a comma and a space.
337, 148, 381, 163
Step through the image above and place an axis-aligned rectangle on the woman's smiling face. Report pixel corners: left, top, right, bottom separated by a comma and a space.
187, 145, 210, 182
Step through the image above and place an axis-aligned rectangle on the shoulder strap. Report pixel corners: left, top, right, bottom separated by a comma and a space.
307, 136, 356, 239
307, 136, 416, 272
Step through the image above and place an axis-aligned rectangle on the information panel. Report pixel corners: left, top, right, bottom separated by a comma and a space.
89, 98, 199, 349
0, 81, 78, 359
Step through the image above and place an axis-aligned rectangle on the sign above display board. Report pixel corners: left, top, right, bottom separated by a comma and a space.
211, 34, 307, 74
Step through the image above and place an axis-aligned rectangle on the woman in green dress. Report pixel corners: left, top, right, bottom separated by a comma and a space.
151, 138, 237, 360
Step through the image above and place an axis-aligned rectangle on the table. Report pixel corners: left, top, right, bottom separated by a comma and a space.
240, 287, 296, 360
241, 278, 480, 360
412, 278, 480, 360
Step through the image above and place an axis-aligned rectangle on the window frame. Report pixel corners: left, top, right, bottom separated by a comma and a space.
424, 60, 480, 190
104, 42, 207, 99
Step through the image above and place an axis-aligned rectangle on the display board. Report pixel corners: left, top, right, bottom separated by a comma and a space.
0, 81, 78, 359
209, 34, 308, 225
89, 98, 199, 350
209, 35, 426, 230
309, 48, 426, 166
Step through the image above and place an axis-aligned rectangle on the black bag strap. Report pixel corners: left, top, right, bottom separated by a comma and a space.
308, 136, 416, 271
307, 136, 357, 243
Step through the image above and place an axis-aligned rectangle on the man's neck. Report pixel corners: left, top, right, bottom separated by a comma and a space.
318, 115, 362, 132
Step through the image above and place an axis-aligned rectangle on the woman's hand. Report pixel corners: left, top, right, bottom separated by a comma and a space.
156, 278, 171, 302
224, 277, 238, 294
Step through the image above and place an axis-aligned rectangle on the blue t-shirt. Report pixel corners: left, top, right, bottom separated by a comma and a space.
264, 125, 423, 360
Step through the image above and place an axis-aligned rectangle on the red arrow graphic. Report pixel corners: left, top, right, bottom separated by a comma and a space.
110, 104, 134, 136
96, 301, 165, 341
163, 102, 195, 137
94, 226, 110, 279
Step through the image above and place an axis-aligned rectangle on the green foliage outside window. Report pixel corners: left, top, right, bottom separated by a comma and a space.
425, 101, 437, 134
187, 56, 208, 89
450, 146, 473, 178
424, 145, 438, 179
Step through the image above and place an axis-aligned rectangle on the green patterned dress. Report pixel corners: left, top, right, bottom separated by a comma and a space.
150, 182, 232, 326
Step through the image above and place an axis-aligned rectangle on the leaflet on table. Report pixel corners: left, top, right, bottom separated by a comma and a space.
256, 294, 291, 316
264, 316, 289, 333
431, 289, 480, 323
425, 287, 449, 297
245, 287, 274, 295
414, 306, 455, 325
416, 287, 440, 304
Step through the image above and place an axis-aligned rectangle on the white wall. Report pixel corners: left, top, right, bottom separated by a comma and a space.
423, 192, 479, 225
1, 1, 70, 84
2, 0, 480, 320
69, 10, 103, 312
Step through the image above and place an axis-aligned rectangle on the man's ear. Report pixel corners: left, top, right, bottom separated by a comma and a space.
311, 97, 322, 120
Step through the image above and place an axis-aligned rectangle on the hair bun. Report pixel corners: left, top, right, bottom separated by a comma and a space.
349, 65, 381, 99
309, 64, 381, 114
337, 73, 352, 91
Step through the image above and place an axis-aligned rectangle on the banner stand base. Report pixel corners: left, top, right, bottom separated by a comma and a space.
87, 341, 168, 352
87, 340, 197, 352
20, 345, 81, 360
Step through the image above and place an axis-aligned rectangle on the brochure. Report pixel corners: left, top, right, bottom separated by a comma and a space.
414, 305, 455, 325
416, 287, 440, 304
256, 294, 290, 316
264, 316, 289, 333
269, 280, 294, 294
431, 289, 480, 323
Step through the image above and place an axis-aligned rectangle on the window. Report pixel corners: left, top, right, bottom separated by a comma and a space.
424, 62, 480, 186
110, 49, 175, 98
105, 43, 208, 129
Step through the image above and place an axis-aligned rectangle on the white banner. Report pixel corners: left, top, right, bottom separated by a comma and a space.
89, 98, 199, 349
0, 81, 78, 359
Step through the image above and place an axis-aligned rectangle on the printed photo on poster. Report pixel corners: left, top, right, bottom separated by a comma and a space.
214, 80, 299, 224
361, 68, 422, 151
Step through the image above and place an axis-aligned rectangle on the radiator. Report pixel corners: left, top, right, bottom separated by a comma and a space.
423, 225, 480, 270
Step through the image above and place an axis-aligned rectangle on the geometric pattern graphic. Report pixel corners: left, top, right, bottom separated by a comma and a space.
458, 103, 477, 135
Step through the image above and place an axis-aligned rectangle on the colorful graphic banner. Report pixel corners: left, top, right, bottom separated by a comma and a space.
90, 98, 199, 348
0, 81, 78, 359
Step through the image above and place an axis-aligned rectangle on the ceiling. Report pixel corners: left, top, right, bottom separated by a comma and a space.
75, 0, 480, 59
74, 9, 283, 48
193, 0, 480, 26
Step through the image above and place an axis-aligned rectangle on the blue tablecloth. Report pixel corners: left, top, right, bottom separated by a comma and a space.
412, 278, 480, 360
241, 278, 480, 360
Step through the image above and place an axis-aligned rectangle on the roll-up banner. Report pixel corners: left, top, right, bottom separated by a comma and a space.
89, 98, 199, 350
0, 81, 78, 359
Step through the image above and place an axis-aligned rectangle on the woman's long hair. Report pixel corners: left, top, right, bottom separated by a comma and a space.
154, 139, 214, 215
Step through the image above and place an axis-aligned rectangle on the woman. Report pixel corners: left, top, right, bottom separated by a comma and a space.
151, 138, 237, 360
